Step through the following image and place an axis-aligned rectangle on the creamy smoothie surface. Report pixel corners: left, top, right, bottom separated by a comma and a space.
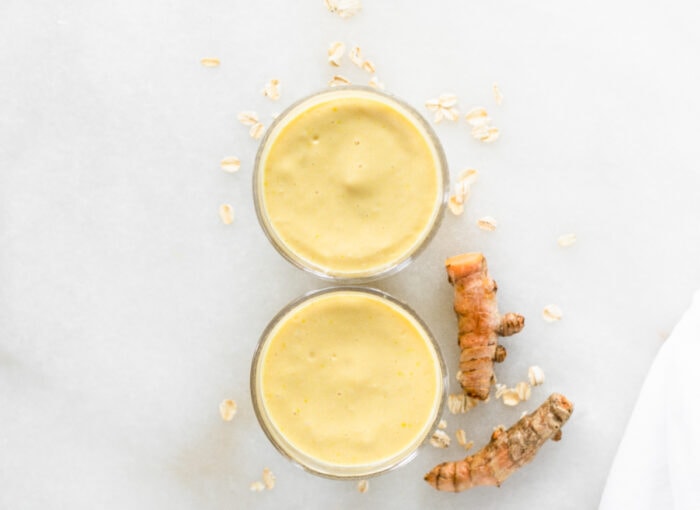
258, 291, 443, 468
259, 91, 443, 277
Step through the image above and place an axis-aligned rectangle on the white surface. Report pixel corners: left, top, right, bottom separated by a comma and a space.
600, 291, 700, 510
2, 1, 700, 509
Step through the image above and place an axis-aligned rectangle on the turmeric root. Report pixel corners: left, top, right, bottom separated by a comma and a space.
425, 393, 573, 492
446, 253, 524, 400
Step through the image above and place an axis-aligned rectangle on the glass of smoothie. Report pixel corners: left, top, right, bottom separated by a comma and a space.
253, 86, 448, 282
250, 287, 447, 479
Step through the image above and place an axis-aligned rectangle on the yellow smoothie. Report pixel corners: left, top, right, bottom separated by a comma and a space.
254, 289, 444, 475
256, 88, 446, 279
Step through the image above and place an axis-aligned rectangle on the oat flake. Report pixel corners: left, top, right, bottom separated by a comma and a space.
328, 74, 351, 87
361, 59, 376, 74
237, 111, 259, 126
477, 216, 498, 231
501, 389, 520, 406
325, 0, 362, 19
219, 399, 237, 421
200, 57, 220, 67
368, 76, 385, 90
262, 468, 275, 489
262, 79, 280, 101
327, 41, 346, 67
455, 428, 473, 450
528, 365, 545, 386
447, 393, 478, 414
250, 481, 265, 492
493, 83, 504, 105
515, 381, 532, 401
219, 204, 235, 225
430, 429, 451, 448
557, 233, 577, 247
448, 195, 465, 216
542, 304, 563, 322
249, 122, 265, 140
349, 46, 364, 67
465, 107, 490, 127
220, 156, 241, 173
471, 125, 500, 143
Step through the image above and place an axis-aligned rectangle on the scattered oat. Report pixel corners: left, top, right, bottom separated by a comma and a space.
237, 111, 259, 126
200, 57, 220, 67
557, 233, 577, 247
262, 79, 280, 101
493, 83, 504, 105
437, 419, 447, 430
430, 429, 451, 448
220, 156, 241, 173
368, 76, 385, 90
349, 46, 363, 66
442, 107, 460, 122
219, 204, 235, 225
477, 216, 498, 231
465, 107, 490, 127
471, 124, 500, 143
262, 468, 275, 490
494, 383, 508, 400
455, 428, 466, 445
327, 41, 345, 67
501, 389, 520, 406
425, 98, 440, 110
448, 168, 479, 215
357, 479, 369, 493
454, 429, 473, 450
347, 46, 376, 74
459, 168, 479, 185
447, 393, 478, 414
325, 0, 362, 18
528, 365, 545, 386
515, 381, 532, 402
249, 122, 265, 140
250, 481, 265, 492
542, 304, 563, 322
466, 107, 500, 142
436, 93, 458, 108
448, 195, 465, 216
328, 74, 351, 87
425, 93, 460, 124
219, 399, 237, 420
361, 60, 376, 74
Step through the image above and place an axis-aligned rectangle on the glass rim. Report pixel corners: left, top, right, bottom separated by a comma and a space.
252, 85, 450, 284
249, 286, 448, 480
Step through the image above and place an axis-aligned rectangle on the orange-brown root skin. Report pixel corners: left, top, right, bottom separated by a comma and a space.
424, 393, 574, 492
446, 253, 524, 400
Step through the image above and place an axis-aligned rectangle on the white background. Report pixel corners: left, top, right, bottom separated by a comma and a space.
2, 1, 700, 509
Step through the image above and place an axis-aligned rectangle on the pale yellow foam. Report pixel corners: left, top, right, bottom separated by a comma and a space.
260, 93, 441, 276
259, 291, 442, 467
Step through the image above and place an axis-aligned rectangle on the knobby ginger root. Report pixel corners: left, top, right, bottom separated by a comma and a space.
446, 253, 524, 400
425, 393, 573, 492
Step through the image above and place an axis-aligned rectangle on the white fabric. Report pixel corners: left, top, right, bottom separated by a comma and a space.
600, 291, 700, 510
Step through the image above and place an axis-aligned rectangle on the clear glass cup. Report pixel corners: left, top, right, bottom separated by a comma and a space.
250, 287, 447, 479
253, 86, 449, 283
